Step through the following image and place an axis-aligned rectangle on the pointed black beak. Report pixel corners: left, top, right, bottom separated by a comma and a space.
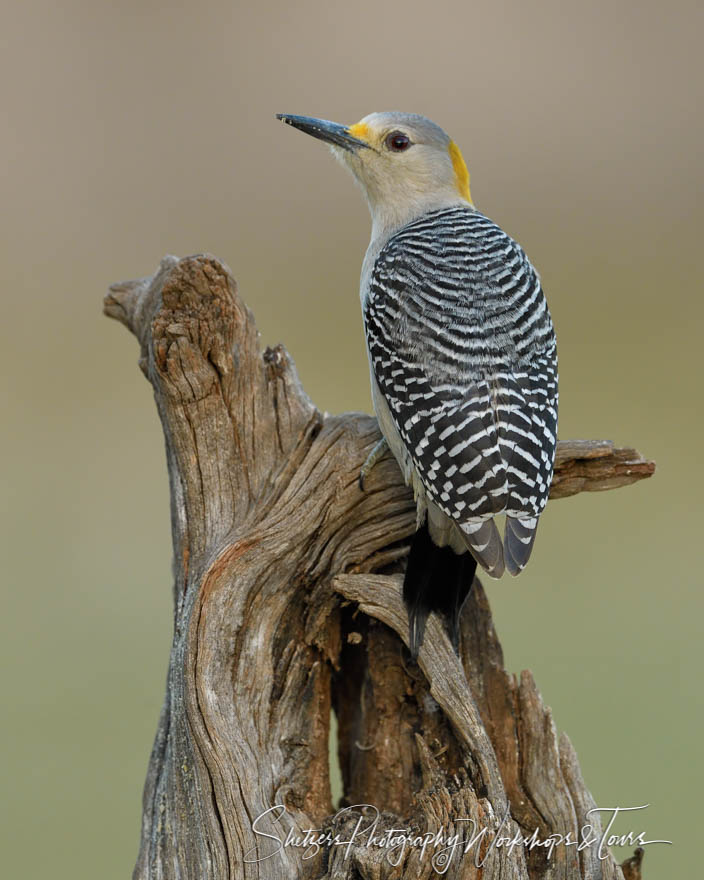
276, 114, 370, 152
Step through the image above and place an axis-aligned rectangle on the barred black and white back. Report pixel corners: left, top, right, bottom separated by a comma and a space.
364, 205, 558, 578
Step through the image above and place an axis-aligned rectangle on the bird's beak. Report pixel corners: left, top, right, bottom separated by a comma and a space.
276, 114, 370, 152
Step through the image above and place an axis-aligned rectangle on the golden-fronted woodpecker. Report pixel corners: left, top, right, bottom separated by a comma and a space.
277, 111, 558, 656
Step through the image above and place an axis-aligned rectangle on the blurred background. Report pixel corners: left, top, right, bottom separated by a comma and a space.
1, 0, 700, 876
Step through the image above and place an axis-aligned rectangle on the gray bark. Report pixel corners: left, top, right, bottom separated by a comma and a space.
104, 253, 654, 880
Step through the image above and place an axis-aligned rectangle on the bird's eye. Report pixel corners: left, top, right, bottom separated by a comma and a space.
385, 131, 411, 152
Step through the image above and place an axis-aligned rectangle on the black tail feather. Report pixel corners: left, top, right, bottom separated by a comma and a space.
403, 524, 477, 658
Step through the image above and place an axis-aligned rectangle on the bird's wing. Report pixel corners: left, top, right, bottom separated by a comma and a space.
493, 357, 558, 573
364, 207, 558, 571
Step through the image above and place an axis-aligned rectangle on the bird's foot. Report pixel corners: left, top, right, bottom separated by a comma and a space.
358, 437, 389, 491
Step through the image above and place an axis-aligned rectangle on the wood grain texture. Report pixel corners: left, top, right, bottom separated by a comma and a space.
105, 254, 654, 879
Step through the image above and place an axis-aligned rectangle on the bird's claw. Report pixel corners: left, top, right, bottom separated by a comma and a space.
358, 437, 389, 491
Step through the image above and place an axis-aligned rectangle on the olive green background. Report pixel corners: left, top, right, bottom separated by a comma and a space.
1, 1, 700, 876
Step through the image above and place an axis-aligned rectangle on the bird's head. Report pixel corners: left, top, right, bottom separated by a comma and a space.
276, 111, 473, 235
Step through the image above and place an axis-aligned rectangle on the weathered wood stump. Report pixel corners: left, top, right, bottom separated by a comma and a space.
105, 254, 654, 880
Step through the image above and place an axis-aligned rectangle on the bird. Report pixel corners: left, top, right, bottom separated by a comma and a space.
276, 111, 558, 657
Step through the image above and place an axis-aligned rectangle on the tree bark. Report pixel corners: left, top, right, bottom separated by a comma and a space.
105, 254, 655, 880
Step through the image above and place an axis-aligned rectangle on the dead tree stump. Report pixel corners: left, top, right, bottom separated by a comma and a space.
105, 254, 655, 880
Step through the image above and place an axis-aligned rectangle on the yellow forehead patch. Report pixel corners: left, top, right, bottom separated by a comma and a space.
448, 141, 472, 203
348, 121, 370, 142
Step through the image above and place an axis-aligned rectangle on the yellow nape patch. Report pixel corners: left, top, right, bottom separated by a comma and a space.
448, 141, 472, 203
348, 121, 370, 142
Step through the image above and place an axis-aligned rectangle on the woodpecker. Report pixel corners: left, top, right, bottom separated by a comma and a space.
277, 112, 558, 656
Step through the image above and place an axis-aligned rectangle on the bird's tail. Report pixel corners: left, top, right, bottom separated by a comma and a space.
403, 523, 477, 658
504, 514, 539, 575
460, 519, 505, 578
